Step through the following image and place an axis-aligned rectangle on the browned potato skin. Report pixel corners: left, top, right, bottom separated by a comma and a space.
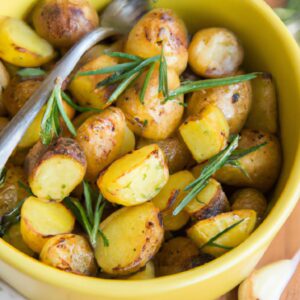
125, 8, 188, 74
154, 237, 212, 276
231, 188, 267, 224
215, 129, 281, 192
32, 0, 99, 48
117, 66, 184, 140
137, 136, 193, 174
40, 234, 97, 276
187, 78, 252, 133
76, 107, 126, 180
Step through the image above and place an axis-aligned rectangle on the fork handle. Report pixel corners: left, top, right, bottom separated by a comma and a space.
0, 27, 116, 170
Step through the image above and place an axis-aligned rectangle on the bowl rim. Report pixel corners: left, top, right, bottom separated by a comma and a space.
1, 0, 300, 297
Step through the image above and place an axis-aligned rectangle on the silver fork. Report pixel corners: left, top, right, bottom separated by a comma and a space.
0, 0, 149, 170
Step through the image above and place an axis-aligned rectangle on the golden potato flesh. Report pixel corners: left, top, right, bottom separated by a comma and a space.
0, 17, 55, 67
152, 170, 192, 231
25, 138, 87, 201
127, 261, 155, 280
98, 144, 169, 206
137, 136, 193, 174
95, 202, 164, 276
187, 79, 252, 133
69, 54, 118, 110
125, 8, 188, 74
231, 188, 267, 224
179, 104, 229, 163
3, 223, 35, 256
20, 196, 75, 253
214, 129, 281, 192
187, 210, 257, 257
76, 107, 126, 180
32, 0, 99, 48
188, 28, 244, 78
184, 178, 230, 221
117, 66, 184, 140
40, 234, 97, 276
246, 75, 278, 133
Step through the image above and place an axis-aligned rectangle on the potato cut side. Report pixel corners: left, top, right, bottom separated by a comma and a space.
152, 170, 193, 231
26, 138, 87, 201
127, 261, 155, 280
21, 196, 75, 253
179, 104, 229, 163
187, 210, 257, 257
98, 144, 169, 206
0, 17, 55, 67
95, 202, 164, 275
184, 178, 230, 220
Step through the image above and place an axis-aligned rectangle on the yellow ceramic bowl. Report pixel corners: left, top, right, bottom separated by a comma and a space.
0, 0, 300, 299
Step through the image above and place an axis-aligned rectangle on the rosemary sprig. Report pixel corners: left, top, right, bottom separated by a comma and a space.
63, 181, 109, 248
0, 168, 7, 187
17, 181, 34, 196
17, 68, 46, 78
200, 219, 245, 251
173, 136, 267, 215
139, 62, 155, 103
158, 46, 169, 98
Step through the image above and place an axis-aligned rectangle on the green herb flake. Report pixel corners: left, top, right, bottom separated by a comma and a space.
17, 68, 46, 78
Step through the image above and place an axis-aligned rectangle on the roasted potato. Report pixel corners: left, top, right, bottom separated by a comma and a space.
179, 104, 229, 163
72, 111, 97, 129
117, 125, 136, 159
40, 234, 97, 276
184, 178, 230, 221
187, 210, 257, 257
246, 75, 278, 133
20, 196, 75, 253
76, 107, 126, 180
98, 144, 169, 206
127, 261, 155, 280
231, 188, 267, 224
95, 202, 164, 276
214, 129, 281, 192
32, 0, 99, 48
0, 17, 55, 67
137, 136, 193, 174
25, 137, 87, 201
187, 78, 252, 133
69, 54, 118, 110
125, 8, 188, 74
0, 60, 9, 116
3, 223, 35, 256
0, 117, 9, 132
188, 28, 243, 78
152, 170, 192, 231
154, 237, 212, 276
0, 164, 29, 217
117, 66, 184, 140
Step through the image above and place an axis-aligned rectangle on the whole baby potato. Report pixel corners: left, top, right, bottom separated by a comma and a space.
215, 129, 281, 192
40, 234, 97, 276
188, 28, 244, 78
125, 8, 188, 74
95, 202, 164, 276
32, 0, 99, 48
187, 77, 252, 133
76, 107, 126, 180
117, 66, 184, 140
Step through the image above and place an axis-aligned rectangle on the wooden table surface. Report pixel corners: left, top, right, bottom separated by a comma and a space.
221, 0, 300, 298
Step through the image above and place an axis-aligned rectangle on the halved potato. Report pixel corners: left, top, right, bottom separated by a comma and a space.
246, 75, 278, 133
98, 144, 169, 206
20, 196, 75, 253
95, 202, 164, 275
40, 234, 97, 276
187, 210, 257, 257
0, 17, 55, 67
152, 170, 193, 231
154, 237, 212, 276
76, 107, 126, 180
127, 261, 155, 280
184, 178, 230, 220
3, 223, 35, 256
25, 138, 87, 201
179, 104, 229, 163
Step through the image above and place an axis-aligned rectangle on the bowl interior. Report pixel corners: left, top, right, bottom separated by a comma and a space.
0, 0, 300, 299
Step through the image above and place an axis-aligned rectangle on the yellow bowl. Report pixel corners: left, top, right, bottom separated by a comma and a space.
0, 0, 300, 299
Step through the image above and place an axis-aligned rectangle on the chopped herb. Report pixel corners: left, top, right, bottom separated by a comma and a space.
0, 168, 7, 188
143, 119, 148, 127
17, 68, 46, 78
